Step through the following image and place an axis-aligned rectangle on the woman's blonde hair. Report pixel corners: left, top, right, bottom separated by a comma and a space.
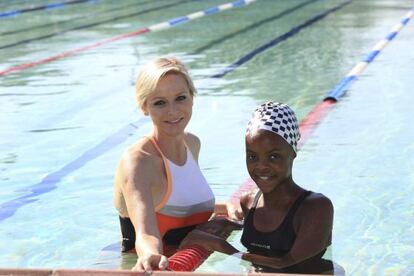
135, 57, 197, 109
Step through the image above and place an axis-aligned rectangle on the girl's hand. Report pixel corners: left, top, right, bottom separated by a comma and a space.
196, 216, 242, 236
226, 201, 244, 221
132, 253, 169, 272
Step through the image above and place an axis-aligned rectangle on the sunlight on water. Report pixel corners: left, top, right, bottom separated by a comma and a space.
1, 0, 413, 274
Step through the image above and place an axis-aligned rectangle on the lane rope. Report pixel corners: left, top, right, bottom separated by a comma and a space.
0, 0, 154, 36
0, 0, 256, 77
0, 0, 192, 50
0, 0, 96, 18
325, 8, 414, 101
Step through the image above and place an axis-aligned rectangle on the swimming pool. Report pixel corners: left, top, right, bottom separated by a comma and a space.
1, 0, 413, 274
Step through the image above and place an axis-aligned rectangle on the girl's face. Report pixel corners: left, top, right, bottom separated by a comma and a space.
142, 73, 193, 137
245, 129, 296, 193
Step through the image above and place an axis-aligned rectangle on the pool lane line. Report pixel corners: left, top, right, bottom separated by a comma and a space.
0, 0, 257, 77
211, 0, 352, 78
192, 0, 321, 55
0, 0, 155, 36
0, 118, 149, 222
0, 0, 193, 50
232, 7, 414, 201
325, 8, 414, 101
0, 0, 96, 18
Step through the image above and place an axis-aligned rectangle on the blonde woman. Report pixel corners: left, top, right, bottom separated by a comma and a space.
113, 57, 240, 271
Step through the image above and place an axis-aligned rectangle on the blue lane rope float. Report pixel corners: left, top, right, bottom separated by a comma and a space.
325, 8, 414, 101
146, 0, 257, 32
0, 0, 257, 76
0, 0, 154, 36
0, 0, 257, 221
0, 0, 96, 18
0, 0, 193, 50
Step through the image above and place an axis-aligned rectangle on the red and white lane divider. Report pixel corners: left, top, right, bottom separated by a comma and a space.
0, 0, 256, 77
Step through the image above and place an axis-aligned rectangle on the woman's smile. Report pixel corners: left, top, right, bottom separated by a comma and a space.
164, 117, 184, 124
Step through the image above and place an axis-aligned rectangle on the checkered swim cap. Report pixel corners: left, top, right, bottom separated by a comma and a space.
247, 102, 301, 153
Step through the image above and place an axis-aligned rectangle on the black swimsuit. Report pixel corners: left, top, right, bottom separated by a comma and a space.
241, 190, 312, 257
241, 190, 333, 273
119, 216, 195, 252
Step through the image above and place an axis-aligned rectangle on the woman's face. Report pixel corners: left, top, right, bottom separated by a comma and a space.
143, 73, 193, 137
245, 129, 296, 193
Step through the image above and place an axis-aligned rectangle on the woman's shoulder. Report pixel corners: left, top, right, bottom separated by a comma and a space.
184, 132, 200, 148
184, 132, 201, 159
120, 137, 163, 173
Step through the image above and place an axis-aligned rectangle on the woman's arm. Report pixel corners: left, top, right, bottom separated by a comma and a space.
120, 150, 168, 271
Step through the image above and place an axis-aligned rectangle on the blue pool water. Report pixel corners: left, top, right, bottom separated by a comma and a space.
0, 0, 413, 274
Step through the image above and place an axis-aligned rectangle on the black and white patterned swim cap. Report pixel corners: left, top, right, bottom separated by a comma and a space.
247, 102, 301, 153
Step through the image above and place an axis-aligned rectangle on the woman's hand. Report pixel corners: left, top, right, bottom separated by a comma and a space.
132, 253, 169, 272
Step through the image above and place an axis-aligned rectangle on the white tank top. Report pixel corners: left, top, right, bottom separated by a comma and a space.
149, 137, 215, 236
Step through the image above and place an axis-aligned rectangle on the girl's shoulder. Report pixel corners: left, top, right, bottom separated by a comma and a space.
240, 188, 260, 216
303, 192, 333, 207
298, 192, 334, 219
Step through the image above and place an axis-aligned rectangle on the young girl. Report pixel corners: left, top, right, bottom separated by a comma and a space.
181, 102, 335, 274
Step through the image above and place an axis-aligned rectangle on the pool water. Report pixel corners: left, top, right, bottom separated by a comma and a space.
1, 0, 413, 274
